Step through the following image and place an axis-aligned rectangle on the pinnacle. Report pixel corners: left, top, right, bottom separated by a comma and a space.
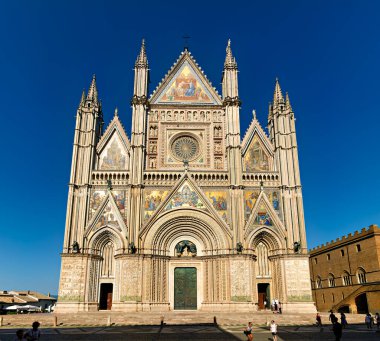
135, 38, 148, 67
87, 74, 98, 103
285, 92, 293, 111
224, 39, 237, 69
114, 107, 119, 117
273, 78, 284, 106
79, 89, 85, 107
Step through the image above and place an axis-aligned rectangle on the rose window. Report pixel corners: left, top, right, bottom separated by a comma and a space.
171, 135, 200, 161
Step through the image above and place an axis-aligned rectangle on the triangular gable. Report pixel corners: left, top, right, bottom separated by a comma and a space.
85, 191, 128, 237
242, 118, 274, 172
140, 173, 229, 235
242, 117, 273, 156
96, 114, 130, 171
244, 192, 285, 234
150, 51, 222, 105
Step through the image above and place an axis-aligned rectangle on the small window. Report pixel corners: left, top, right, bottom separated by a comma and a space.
327, 254, 331, 261
341, 250, 345, 257
316, 276, 322, 289
342, 272, 351, 286
328, 274, 335, 287
356, 244, 361, 252
357, 268, 366, 284
314, 258, 318, 264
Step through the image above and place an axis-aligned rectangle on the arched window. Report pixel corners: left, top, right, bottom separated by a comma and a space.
357, 268, 367, 284
256, 242, 270, 278
342, 271, 351, 286
100, 241, 115, 278
316, 276, 322, 289
328, 273, 335, 287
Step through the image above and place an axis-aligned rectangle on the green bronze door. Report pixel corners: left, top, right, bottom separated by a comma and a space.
174, 267, 197, 310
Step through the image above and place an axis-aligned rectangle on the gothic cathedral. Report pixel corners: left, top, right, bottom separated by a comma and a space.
57, 40, 315, 313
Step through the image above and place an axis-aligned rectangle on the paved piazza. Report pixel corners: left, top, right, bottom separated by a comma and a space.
0, 324, 379, 340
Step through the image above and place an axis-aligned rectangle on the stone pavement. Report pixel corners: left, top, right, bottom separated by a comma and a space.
0, 324, 379, 340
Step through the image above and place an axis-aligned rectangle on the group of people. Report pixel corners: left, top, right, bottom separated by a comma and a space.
244, 320, 278, 341
365, 312, 380, 329
14, 321, 40, 340
263, 299, 282, 314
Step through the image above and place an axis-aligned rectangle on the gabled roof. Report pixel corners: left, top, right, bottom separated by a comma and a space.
97, 110, 130, 154
149, 50, 222, 106
241, 112, 274, 156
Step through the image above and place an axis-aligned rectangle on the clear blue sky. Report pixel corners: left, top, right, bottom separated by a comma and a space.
0, 0, 379, 294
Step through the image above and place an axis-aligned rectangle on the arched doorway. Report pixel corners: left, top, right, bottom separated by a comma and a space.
355, 293, 368, 314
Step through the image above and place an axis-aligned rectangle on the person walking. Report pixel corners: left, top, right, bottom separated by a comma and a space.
329, 310, 336, 324
316, 313, 322, 327
365, 313, 372, 329
278, 302, 282, 314
264, 299, 267, 310
340, 312, 348, 328
375, 312, 380, 329
243, 321, 253, 341
332, 317, 343, 341
270, 320, 278, 341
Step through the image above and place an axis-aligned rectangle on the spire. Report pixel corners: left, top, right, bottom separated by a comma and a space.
79, 89, 85, 107
224, 39, 237, 69
86, 74, 98, 102
273, 78, 284, 106
285, 92, 293, 112
135, 39, 148, 68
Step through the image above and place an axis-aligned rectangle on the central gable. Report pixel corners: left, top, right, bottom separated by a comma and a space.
150, 51, 222, 105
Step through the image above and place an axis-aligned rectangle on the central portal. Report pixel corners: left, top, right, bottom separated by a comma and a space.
174, 267, 197, 310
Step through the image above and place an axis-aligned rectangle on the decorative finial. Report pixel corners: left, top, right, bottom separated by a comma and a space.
260, 180, 264, 191
224, 39, 237, 69
183, 160, 189, 172
114, 107, 118, 117
183, 34, 191, 51
252, 109, 257, 120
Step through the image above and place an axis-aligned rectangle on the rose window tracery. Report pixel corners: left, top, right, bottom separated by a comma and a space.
171, 135, 200, 161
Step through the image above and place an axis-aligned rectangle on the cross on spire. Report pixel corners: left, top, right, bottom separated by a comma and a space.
183, 34, 191, 51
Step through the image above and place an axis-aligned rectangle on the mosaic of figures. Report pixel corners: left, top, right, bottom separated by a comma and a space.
90, 190, 127, 220
205, 191, 228, 222
143, 189, 169, 221
99, 134, 127, 170
244, 190, 280, 221
254, 203, 273, 226
157, 63, 214, 104
95, 201, 120, 229
164, 183, 206, 211
149, 109, 224, 123
244, 136, 270, 172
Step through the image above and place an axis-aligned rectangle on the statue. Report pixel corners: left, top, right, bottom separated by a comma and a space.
175, 240, 197, 257
293, 241, 301, 253
129, 242, 137, 254
107, 179, 113, 190
236, 242, 244, 254
72, 241, 80, 253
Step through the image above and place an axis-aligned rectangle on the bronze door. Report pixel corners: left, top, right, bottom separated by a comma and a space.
258, 293, 265, 309
106, 292, 113, 310
174, 267, 197, 310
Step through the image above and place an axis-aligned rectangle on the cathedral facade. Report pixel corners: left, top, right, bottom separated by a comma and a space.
57, 40, 315, 313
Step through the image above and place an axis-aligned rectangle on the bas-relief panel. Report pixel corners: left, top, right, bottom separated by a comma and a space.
205, 191, 228, 222
157, 62, 213, 104
244, 190, 280, 222
99, 134, 127, 170
165, 183, 206, 211
143, 190, 169, 221
244, 136, 269, 172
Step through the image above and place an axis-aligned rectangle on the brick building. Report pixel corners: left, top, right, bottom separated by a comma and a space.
309, 225, 380, 313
